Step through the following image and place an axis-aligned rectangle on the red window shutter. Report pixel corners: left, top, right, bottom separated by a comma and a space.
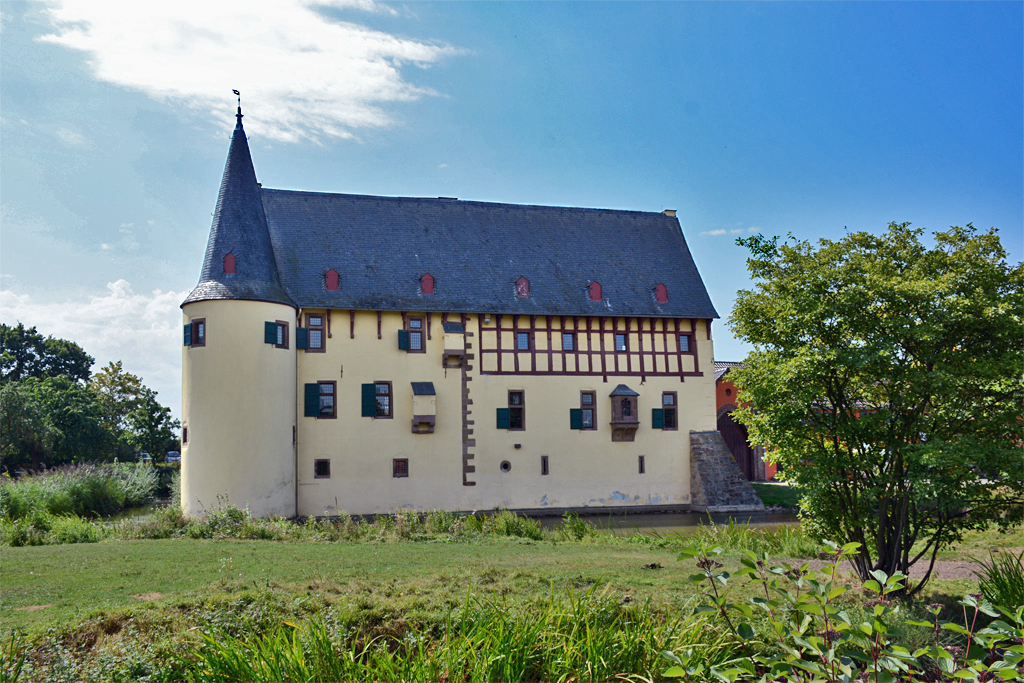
325, 269, 339, 291
421, 273, 434, 295
655, 283, 668, 303
223, 253, 235, 274
589, 282, 601, 301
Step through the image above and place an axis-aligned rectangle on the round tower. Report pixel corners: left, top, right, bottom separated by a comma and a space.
180, 108, 297, 519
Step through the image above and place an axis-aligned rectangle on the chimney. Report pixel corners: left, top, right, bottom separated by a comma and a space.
662, 209, 676, 217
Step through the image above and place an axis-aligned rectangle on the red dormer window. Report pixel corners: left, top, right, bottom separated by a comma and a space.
589, 281, 602, 301
516, 277, 529, 298
223, 253, 235, 274
325, 269, 339, 292
420, 273, 434, 295
655, 283, 668, 303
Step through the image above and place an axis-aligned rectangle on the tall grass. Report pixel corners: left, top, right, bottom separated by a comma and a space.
678, 517, 820, 558
0, 463, 158, 520
187, 586, 734, 682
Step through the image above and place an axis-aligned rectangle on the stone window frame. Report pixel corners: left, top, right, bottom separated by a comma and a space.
306, 313, 326, 353
375, 381, 393, 419
580, 391, 597, 431
190, 318, 206, 348
508, 390, 525, 431
662, 391, 678, 431
314, 459, 331, 478
393, 458, 409, 478
407, 316, 426, 353
318, 381, 337, 419
275, 320, 289, 349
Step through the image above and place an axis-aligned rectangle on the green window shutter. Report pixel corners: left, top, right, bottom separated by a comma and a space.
183, 324, 192, 346
496, 408, 510, 429
264, 321, 277, 344
569, 408, 583, 430
651, 409, 664, 430
361, 384, 377, 417
296, 328, 309, 349
304, 384, 319, 417
397, 329, 410, 351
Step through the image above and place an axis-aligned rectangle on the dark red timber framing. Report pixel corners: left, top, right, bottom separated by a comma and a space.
478, 315, 703, 380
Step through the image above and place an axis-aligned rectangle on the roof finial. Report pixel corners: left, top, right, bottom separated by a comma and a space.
232, 89, 242, 121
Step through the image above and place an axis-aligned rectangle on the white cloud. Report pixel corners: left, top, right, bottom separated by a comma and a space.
39, 0, 464, 143
56, 127, 88, 147
729, 229, 745, 235
437, 163, 448, 169
748, 227, 760, 233
100, 243, 113, 250
0, 281, 186, 417
700, 229, 728, 236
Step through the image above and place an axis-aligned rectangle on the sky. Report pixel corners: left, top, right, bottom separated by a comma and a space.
2, 0, 1021, 423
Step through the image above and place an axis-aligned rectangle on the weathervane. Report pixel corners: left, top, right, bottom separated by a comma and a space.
232, 89, 242, 119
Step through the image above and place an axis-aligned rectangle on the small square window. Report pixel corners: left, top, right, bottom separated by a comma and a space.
393, 458, 409, 478
615, 333, 627, 352
314, 459, 331, 478
517, 332, 530, 350
376, 382, 392, 418
678, 334, 691, 353
562, 333, 574, 351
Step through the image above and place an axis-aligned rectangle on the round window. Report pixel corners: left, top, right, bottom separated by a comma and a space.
725, 388, 731, 397
500, 460, 512, 473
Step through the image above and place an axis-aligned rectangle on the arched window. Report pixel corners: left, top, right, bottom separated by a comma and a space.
223, 253, 235, 274
655, 283, 668, 303
420, 273, 434, 295
325, 269, 339, 292
589, 282, 602, 301
515, 277, 529, 298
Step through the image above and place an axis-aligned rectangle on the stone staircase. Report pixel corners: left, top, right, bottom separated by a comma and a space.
690, 430, 765, 511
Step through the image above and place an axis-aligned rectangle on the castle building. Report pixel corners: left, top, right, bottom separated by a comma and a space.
180, 108, 761, 518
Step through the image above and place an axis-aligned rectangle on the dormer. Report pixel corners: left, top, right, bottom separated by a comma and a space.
589, 281, 602, 301
515, 276, 530, 298
223, 253, 236, 274
655, 283, 668, 303
420, 273, 434, 295
325, 269, 339, 292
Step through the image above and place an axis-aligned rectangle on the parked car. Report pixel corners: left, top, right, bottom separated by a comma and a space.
166, 451, 181, 463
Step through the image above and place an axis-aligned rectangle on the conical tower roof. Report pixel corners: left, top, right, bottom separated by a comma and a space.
182, 109, 294, 308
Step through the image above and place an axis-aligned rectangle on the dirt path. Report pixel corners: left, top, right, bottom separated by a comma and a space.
797, 548, 1022, 582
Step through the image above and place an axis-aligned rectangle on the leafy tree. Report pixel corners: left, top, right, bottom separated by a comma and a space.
0, 377, 110, 471
90, 361, 179, 460
730, 222, 1023, 595
0, 323, 94, 383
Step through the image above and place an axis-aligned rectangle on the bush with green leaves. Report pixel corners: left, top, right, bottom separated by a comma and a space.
0, 463, 157, 520
665, 541, 1024, 682
975, 548, 1024, 614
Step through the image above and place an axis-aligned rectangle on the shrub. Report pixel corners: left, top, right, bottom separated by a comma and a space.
0, 463, 157, 520
486, 509, 544, 540
976, 548, 1024, 610
558, 511, 597, 540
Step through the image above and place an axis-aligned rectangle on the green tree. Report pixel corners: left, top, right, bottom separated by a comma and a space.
729, 222, 1023, 594
0, 377, 110, 471
1, 323, 94, 383
90, 361, 178, 460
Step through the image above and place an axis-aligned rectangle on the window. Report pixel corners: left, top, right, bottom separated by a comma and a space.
500, 460, 512, 473
325, 269, 339, 292
589, 281, 602, 301
508, 391, 525, 430
516, 331, 530, 350
615, 333, 627, 352
678, 334, 691, 353
408, 317, 425, 353
655, 283, 668, 303
314, 459, 331, 478
621, 397, 632, 417
562, 332, 574, 351
270, 321, 288, 349
638, 455, 646, 474
319, 382, 336, 418
223, 253, 235, 274
420, 273, 434, 295
182, 425, 188, 444
541, 455, 549, 476
662, 392, 677, 430
393, 458, 409, 478
581, 391, 596, 430
376, 382, 392, 418
190, 318, 206, 347
516, 277, 530, 297
306, 314, 325, 352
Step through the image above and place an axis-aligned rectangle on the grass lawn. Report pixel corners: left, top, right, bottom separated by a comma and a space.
750, 481, 801, 508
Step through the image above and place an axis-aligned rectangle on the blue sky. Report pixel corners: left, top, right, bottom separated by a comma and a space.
2, 1, 1021, 420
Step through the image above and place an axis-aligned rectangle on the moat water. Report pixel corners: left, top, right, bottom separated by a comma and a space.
536, 510, 800, 535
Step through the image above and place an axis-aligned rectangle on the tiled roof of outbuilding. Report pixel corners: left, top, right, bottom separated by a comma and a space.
260, 190, 718, 318
714, 361, 744, 382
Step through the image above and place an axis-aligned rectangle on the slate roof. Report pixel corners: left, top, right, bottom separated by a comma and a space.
714, 361, 744, 382
608, 384, 640, 397
184, 113, 718, 320
183, 110, 294, 308
411, 382, 436, 396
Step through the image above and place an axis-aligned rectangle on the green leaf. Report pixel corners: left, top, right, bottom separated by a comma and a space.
662, 665, 686, 678
863, 579, 881, 593
737, 623, 755, 640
